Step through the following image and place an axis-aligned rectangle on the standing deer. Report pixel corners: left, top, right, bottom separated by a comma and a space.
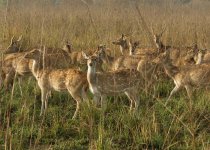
62, 41, 105, 71
186, 48, 208, 65
24, 49, 88, 118
112, 34, 130, 55
82, 51, 141, 112
97, 41, 155, 71
153, 49, 210, 105
1, 36, 76, 92
62, 41, 86, 65
151, 27, 199, 66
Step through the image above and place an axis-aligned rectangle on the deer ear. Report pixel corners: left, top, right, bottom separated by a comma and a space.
82, 51, 89, 59
128, 40, 132, 47
17, 35, 23, 42
35, 48, 43, 54
98, 44, 102, 50
153, 34, 157, 39
122, 34, 126, 40
66, 40, 72, 45
200, 49, 207, 54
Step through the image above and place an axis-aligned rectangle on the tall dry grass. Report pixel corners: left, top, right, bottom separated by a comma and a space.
0, 0, 210, 51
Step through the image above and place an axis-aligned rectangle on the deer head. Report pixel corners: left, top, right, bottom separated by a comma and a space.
94, 44, 106, 58
63, 41, 72, 53
151, 27, 166, 50
4, 35, 23, 54
112, 34, 129, 55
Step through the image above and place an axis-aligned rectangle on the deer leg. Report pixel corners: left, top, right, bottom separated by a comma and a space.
72, 98, 81, 120
70, 93, 82, 119
81, 87, 91, 108
93, 95, 101, 107
40, 88, 47, 116
125, 91, 135, 112
44, 91, 51, 112
185, 85, 193, 100
101, 95, 107, 110
166, 85, 181, 105
4, 72, 15, 91
67, 88, 82, 119
81, 86, 88, 102
134, 94, 139, 112
0, 72, 3, 90
185, 85, 193, 110
18, 77, 23, 97
128, 89, 139, 111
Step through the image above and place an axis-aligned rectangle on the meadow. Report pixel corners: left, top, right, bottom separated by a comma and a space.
0, 0, 210, 149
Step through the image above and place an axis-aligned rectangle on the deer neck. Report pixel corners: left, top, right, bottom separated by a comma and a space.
63, 45, 72, 53
87, 66, 97, 85
31, 58, 43, 79
195, 52, 203, 65
156, 41, 165, 50
163, 60, 179, 78
87, 65, 100, 94
120, 42, 129, 55
129, 47, 134, 56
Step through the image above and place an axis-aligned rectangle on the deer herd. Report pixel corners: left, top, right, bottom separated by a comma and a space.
0, 30, 209, 119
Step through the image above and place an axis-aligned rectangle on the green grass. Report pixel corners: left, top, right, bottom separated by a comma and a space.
0, 78, 209, 149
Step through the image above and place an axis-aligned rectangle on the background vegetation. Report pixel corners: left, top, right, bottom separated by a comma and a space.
0, 0, 209, 149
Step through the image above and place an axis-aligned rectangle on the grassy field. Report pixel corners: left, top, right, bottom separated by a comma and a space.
0, 0, 210, 149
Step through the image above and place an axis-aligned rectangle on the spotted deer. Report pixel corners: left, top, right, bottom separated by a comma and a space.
82, 51, 141, 112
62, 41, 86, 65
153, 49, 210, 105
112, 34, 130, 55
62, 41, 106, 72
151, 27, 199, 66
1, 44, 73, 92
186, 48, 208, 65
136, 58, 159, 93
97, 41, 156, 71
24, 49, 88, 118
